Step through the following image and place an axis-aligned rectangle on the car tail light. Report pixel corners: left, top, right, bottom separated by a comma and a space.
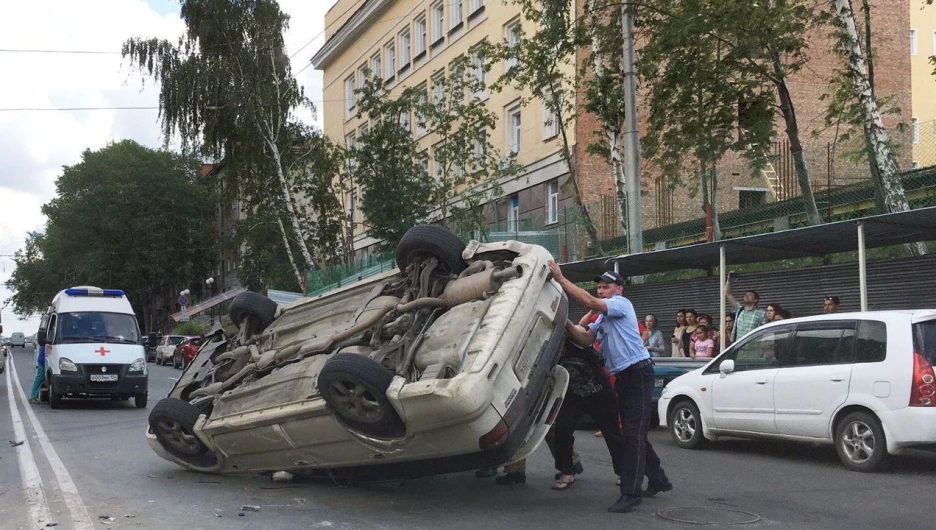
910, 352, 936, 407
479, 419, 509, 450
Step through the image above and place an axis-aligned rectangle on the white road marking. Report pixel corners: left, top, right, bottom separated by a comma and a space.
10, 359, 96, 530
5, 360, 53, 527
168, 376, 179, 381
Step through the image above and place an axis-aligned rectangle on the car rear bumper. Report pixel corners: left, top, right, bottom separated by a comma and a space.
878, 407, 936, 452
51, 372, 147, 396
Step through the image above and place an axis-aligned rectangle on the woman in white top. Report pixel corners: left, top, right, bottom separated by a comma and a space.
670, 309, 687, 357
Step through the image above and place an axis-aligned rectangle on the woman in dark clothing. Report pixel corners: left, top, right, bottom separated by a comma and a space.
551, 341, 626, 490
681, 309, 699, 357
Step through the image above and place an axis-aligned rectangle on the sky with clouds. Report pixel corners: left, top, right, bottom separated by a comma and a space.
0, 0, 335, 335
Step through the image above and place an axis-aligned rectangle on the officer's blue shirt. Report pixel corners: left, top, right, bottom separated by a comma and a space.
588, 294, 649, 374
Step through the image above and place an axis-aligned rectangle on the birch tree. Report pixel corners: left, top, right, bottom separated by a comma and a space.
122, 0, 322, 271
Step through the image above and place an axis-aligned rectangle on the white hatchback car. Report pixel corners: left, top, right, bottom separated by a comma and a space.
659, 310, 936, 472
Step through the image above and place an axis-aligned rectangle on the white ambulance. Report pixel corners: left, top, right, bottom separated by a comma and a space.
37, 286, 148, 409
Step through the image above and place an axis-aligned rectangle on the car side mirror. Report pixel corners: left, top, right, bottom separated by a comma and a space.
719, 359, 735, 376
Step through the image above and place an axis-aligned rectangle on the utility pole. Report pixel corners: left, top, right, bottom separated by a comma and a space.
622, 0, 643, 255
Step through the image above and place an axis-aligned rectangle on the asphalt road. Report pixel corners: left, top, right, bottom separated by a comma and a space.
2, 344, 935, 530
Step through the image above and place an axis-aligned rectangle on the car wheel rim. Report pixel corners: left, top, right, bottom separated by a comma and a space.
331, 380, 382, 421
841, 420, 875, 464
673, 408, 696, 442
156, 419, 202, 455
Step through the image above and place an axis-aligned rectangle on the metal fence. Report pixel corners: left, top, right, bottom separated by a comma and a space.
544, 123, 936, 261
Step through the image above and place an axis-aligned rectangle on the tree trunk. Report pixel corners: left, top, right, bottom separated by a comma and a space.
267, 139, 319, 269
276, 215, 305, 291
830, 0, 926, 255
773, 68, 822, 226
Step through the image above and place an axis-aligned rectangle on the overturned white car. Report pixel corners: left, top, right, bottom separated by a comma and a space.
147, 226, 569, 480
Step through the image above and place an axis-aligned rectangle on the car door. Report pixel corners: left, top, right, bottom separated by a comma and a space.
710, 325, 794, 434
773, 321, 856, 439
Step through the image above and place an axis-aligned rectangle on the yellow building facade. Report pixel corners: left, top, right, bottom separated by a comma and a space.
911, 0, 936, 167
312, 0, 575, 255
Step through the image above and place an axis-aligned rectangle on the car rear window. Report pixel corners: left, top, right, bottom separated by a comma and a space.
170, 336, 186, 345
913, 320, 936, 366
855, 320, 887, 363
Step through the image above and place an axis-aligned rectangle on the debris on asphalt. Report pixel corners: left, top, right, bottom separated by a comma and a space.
44, 523, 58, 527
9, 440, 24, 447
272, 471, 294, 483
240, 505, 261, 512
99, 515, 115, 524
124, 514, 135, 518
238, 513, 245, 517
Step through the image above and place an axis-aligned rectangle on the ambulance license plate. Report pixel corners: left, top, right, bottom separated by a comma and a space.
91, 374, 118, 382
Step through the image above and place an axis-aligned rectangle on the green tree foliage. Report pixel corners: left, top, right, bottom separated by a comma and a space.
122, 0, 328, 271
634, 0, 828, 233
352, 57, 515, 248
5, 140, 216, 330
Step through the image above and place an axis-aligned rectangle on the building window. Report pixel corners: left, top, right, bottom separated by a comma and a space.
357, 64, 368, 92
470, 47, 486, 99
431, 1, 445, 44
911, 29, 918, 56
505, 19, 520, 72
547, 180, 559, 224
399, 28, 411, 70
542, 88, 560, 139
450, 0, 464, 30
384, 41, 396, 80
344, 75, 356, 119
418, 152, 430, 177
370, 52, 381, 80
345, 132, 357, 170
738, 189, 767, 210
469, 0, 485, 15
471, 127, 487, 172
415, 15, 427, 58
399, 108, 411, 134
416, 83, 428, 137
507, 194, 519, 232
431, 70, 445, 104
506, 103, 521, 155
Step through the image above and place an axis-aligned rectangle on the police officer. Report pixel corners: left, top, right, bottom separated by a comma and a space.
547, 262, 672, 513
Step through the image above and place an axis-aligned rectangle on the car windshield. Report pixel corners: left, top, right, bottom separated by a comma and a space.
55, 312, 140, 344
913, 320, 936, 365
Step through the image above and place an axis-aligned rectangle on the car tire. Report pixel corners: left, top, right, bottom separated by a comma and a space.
835, 411, 888, 472
319, 353, 405, 439
229, 292, 278, 330
149, 398, 217, 468
395, 225, 468, 275
669, 400, 706, 449
135, 393, 148, 409
49, 388, 62, 409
